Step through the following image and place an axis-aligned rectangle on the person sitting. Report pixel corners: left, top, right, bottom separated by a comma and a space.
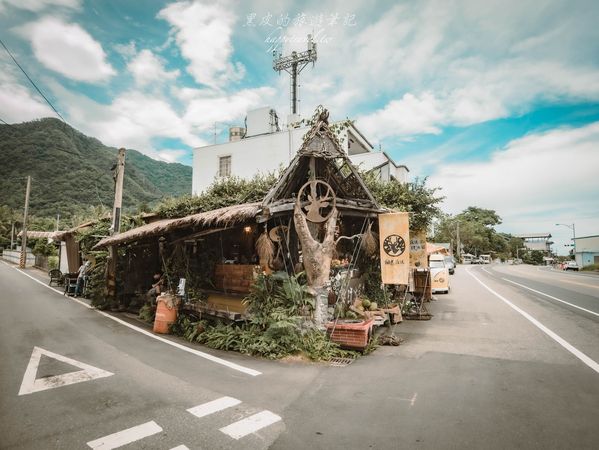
146, 272, 164, 305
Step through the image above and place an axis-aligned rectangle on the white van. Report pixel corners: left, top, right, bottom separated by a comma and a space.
480, 254, 491, 264
429, 254, 450, 294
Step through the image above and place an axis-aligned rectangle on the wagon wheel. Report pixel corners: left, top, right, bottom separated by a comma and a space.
296, 180, 336, 223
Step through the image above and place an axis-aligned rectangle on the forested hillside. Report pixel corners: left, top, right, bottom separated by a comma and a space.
0, 118, 192, 218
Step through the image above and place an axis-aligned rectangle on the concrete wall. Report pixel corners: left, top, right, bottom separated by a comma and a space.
192, 121, 408, 194
574, 235, 599, 267
524, 241, 551, 252
576, 252, 599, 267
193, 127, 307, 194
2, 249, 35, 267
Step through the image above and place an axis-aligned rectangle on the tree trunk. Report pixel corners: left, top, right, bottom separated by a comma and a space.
294, 205, 338, 327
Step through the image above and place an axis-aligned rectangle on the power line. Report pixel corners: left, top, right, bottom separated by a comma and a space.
0, 117, 8, 125
0, 38, 66, 122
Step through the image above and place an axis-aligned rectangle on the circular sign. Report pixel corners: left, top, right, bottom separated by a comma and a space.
382, 235, 406, 257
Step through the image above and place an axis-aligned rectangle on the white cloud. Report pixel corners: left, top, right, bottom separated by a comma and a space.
47, 81, 204, 155
20, 17, 115, 83
428, 122, 599, 253
179, 86, 277, 131
357, 93, 444, 139
275, 0, 599, 139
0, 65, 54, 122
127, 49, 180, 87
114, 41, 137, 59
158, 0, 244, 88
0, 0, 80, 13
157, 149, 188, 163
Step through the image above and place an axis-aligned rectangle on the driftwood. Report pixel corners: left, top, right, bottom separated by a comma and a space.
294, 204, 338, 327
294, 204, 338, 289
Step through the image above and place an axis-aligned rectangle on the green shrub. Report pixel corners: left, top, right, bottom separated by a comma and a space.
581, 264, 599, 272
48, 255, 59, 270
169, 273, 356, 361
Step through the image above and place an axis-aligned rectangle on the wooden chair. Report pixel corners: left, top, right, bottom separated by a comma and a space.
48, 269, 63, 286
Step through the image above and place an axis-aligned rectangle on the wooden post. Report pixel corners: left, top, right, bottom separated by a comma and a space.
10, 222, 15, 250
106, 148, 126, 307
19, 176, 31, 269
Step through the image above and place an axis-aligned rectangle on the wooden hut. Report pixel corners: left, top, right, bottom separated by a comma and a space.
95, 107, 383, 323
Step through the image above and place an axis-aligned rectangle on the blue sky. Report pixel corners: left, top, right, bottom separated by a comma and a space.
1, 0, 598, 254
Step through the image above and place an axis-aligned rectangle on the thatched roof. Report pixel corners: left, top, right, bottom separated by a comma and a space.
94, 202, 261, 248
261, 106, 379, 216
53, 219, 99, 241
17, 230, 59, 239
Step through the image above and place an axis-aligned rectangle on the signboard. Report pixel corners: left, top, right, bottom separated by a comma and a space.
379, 212, 410, 284
409, 230, 428, 268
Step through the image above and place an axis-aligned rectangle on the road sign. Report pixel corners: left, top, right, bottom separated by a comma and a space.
18, 346, 114, 396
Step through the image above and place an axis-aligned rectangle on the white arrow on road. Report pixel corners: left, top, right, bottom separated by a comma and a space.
18, 346, 114, 396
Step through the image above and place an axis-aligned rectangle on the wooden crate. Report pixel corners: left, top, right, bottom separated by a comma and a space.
213, 264, 257, 294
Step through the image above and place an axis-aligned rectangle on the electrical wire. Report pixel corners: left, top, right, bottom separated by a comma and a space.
0, 38, 66, 122
0, 117, 8, 125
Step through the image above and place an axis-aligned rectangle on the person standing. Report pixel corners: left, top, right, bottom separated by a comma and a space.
75, 260, 90, 297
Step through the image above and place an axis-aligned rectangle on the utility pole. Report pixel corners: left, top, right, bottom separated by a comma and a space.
106, 148, 126, 307
556, 223, 576, 260
10, 221, 15, 250
19, 176, 31, 269
273, 34, 317, 116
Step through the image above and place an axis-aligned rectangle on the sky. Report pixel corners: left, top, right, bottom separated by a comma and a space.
1, 0, 598, 254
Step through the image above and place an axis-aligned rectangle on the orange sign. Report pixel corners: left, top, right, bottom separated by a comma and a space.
409, 230, 428, 268
379, 212, 410, 284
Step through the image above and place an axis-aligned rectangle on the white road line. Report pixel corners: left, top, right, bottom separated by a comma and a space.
86, 421, 162, 449
502, 278, 599, 317
467, 267, 599, 375
187, 396, 241, 418
220, 410, 282, 440
19, 346, 113, 395
169, 446, 190, 450
8, 265, 262, 377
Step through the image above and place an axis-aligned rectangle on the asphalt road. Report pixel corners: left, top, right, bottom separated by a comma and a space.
1, 261, 598, 449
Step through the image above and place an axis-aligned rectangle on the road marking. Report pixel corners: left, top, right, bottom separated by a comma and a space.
410, 392, 418, 407
187, 396, 241, 418
169, 446, 190, 450
502, 278, 599, 317
220, 410, 282, 440
468, 267, 599, 375
19, 346, 114, 395
9, 265, 262, 377
7, 263, 93, 308
87, 421, 162, 449
507, 265, 599, 289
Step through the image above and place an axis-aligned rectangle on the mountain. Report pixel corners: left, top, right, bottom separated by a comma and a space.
0, 118, 192, 218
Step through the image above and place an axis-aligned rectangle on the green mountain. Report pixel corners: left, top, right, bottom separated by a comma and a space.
0, 118, 192, 218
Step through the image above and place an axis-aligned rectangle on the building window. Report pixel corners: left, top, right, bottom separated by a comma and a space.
219, 155, 231, 177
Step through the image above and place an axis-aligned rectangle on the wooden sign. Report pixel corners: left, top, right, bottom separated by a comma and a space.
379, 212, 410, 284
409, 230, 428, 268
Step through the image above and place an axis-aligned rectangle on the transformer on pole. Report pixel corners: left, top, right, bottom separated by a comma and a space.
272, 34, 317, 115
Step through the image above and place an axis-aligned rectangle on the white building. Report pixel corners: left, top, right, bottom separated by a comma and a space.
192, 107, 409, 194
573, 235, 599, 267
515, 233, 553, 253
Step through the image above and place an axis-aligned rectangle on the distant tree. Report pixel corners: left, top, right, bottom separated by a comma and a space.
433, 207, 508, 258
363, 176, 444, 231
523, 250, 544, 265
